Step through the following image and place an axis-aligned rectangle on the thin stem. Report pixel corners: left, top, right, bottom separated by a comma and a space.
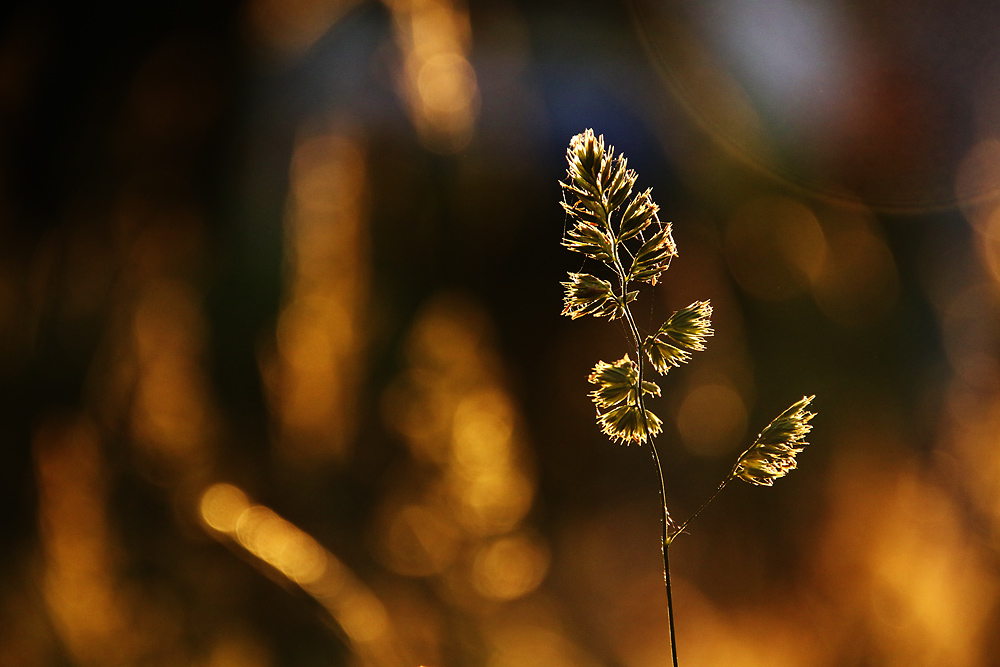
649, 439, 679, 667
664, 539, 679, 667
620, 286, 679, 666
667, 476, 732, 545
606, 176, 678, 665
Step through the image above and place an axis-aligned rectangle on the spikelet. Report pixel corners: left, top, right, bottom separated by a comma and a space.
643, 301, 714, 375
587, 355, 662, 444
560, 129, 676, 291
561, 273, 635, 320
732, 396, 816, 486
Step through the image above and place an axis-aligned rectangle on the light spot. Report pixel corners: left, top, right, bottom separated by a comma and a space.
200, 484, 250, 534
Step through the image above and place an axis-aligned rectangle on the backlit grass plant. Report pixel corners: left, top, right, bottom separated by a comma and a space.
560, 129, 816, 666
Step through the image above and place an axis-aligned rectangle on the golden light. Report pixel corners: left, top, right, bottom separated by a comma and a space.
951, 139, 1000, 559
382, 384, 456, 464
453, 468, 534, 536
381, 504, 461, 577
199, 483, 251, 533
378, 292, 547, 652
34, 418, 127, 665
332, 590, 391, 644
202, 490, 330, 587
198, 483, 398, 658
938, 284, 1000, 390
389, 0, 479, 153
276, 296, 353, 370
416, 52, 478, 115
816, 443, 1000, 667
481, 602, 595, 667
676, 380, 748, 456
872, 477, 995, 663
451, 389, 515, 473
635, 590, 815, 667
131, 278, 215, 464
204, 632, 273, 667
471, 532, 549, 601
976, 205, 1000, 286
235, 506, 328, 585
955, 137, 1000, 229
266, 131, 368, 463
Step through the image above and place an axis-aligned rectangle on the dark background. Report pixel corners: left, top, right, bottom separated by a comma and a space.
1, 0, 999, 665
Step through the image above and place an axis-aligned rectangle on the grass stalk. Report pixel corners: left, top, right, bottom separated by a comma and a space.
558, 129, 815, 667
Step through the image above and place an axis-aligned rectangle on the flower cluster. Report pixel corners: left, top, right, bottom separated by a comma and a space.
587, 355, 663, 443
560, 129, 710, 444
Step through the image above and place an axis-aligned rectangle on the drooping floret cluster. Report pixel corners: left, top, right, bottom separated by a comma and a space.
587, 355, 663, 443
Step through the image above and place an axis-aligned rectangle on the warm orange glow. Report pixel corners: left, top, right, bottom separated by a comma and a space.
417, 53, 478, 114
632, 587, 816, 667
390, 0, 479, 153
479, 601, 595, 667
676, 381, 748, 456
130, 277, 216, 467
14, 6, 1000, 664
202, 489, 331, 587
205, 632, 274, 667
451, 390, 516, 472
943, 389, 1000, 550
34, 419, 127, 665
266, 132, 368, 463
332, 590, 391, 644
818, 453, 998, 666
955, 138, 1000, 227
977, 206, 1000, 286
452, 468, 533, 536
382, 504, 460, 576
199, 483, 397, 656
378, 292, 546, 631
200, 483, 251, 533
471, 532, 549, 601
234, 506, 327, 585
952, 139, 1000, 563
938, 284, 1000, 390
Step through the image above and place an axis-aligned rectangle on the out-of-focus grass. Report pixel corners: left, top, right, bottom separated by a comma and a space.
0, 0, 999, 665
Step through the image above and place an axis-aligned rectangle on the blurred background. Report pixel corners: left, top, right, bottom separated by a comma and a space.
1, 0, 1000, 664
